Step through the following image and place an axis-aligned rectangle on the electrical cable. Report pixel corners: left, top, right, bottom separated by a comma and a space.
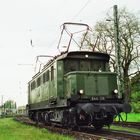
71, 0, 91, 21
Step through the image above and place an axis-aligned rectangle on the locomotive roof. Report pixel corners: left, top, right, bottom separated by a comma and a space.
56, 51, 110, 61
42, 51, 110, 69
29, 51, 110, 82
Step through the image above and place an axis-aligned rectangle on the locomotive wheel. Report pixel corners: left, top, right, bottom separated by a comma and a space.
67, 107, 81, 130
94, 125, 103, 130
37, 112, 42, 122
62, 110, 69, 126
69, 114, 78, 130
35, 112, 39, 124
29, 111, 34, 120
44, 112, 51, 125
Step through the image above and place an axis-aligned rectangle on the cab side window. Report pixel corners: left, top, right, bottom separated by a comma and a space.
37, 77, 41, 87
51, 66, 54, 81
43, 70, 49, 83
31, 81, 36, 90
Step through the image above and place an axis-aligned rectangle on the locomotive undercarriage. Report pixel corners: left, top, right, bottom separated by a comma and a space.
28, 99, 130, 130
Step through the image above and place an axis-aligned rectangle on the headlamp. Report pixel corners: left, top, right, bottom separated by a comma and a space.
114, 89, 118, 94
79, 89, 84, 95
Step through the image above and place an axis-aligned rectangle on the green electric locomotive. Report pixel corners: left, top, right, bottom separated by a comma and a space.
27, 23, 131, 130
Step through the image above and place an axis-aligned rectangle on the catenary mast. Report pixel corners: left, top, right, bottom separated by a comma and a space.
113, 5, 123, 98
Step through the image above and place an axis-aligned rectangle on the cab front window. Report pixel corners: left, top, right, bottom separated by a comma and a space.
64, 59, 108, 73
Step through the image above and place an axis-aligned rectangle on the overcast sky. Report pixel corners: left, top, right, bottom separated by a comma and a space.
0, 0, 139, 106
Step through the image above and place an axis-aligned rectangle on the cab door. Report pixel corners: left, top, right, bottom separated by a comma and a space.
49, 65, 57, 103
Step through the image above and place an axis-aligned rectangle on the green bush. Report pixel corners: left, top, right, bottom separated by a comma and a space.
131, 92, 140, 102
131, 91, 140, 113
131, 101, 140, 113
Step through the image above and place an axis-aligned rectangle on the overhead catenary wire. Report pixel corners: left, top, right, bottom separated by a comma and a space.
28, 0, 91, 50
71, 0, 91, 21
51, 0, 91, 51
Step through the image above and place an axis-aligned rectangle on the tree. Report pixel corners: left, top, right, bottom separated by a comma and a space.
131, 72, 140, 112
131, 71, 140, 91
81, 7, 140, 102
4, 100, 16, 110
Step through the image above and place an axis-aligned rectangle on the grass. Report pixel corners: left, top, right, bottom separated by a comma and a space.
110, 113, 140, 134
115, 113, 140, 122
125, 113, 140, 122
0, 118, 74, 140
109, 125, 140, 134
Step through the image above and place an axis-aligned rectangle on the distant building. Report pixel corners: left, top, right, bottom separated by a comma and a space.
0, 106, 5, 116
3, 100, 17, 115
17, 106, 26, 115
0, 107, 2, 116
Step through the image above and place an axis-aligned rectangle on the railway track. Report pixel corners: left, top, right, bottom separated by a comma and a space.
14, 116, 140, 140
113, 121, 140, 129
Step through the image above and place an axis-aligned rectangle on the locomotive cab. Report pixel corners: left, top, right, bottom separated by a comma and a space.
63, 51, 118, 101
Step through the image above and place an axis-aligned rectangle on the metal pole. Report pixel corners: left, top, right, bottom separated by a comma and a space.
1, 95, 2, 106
1, 95, 3, 115
113, 5, 123, 98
